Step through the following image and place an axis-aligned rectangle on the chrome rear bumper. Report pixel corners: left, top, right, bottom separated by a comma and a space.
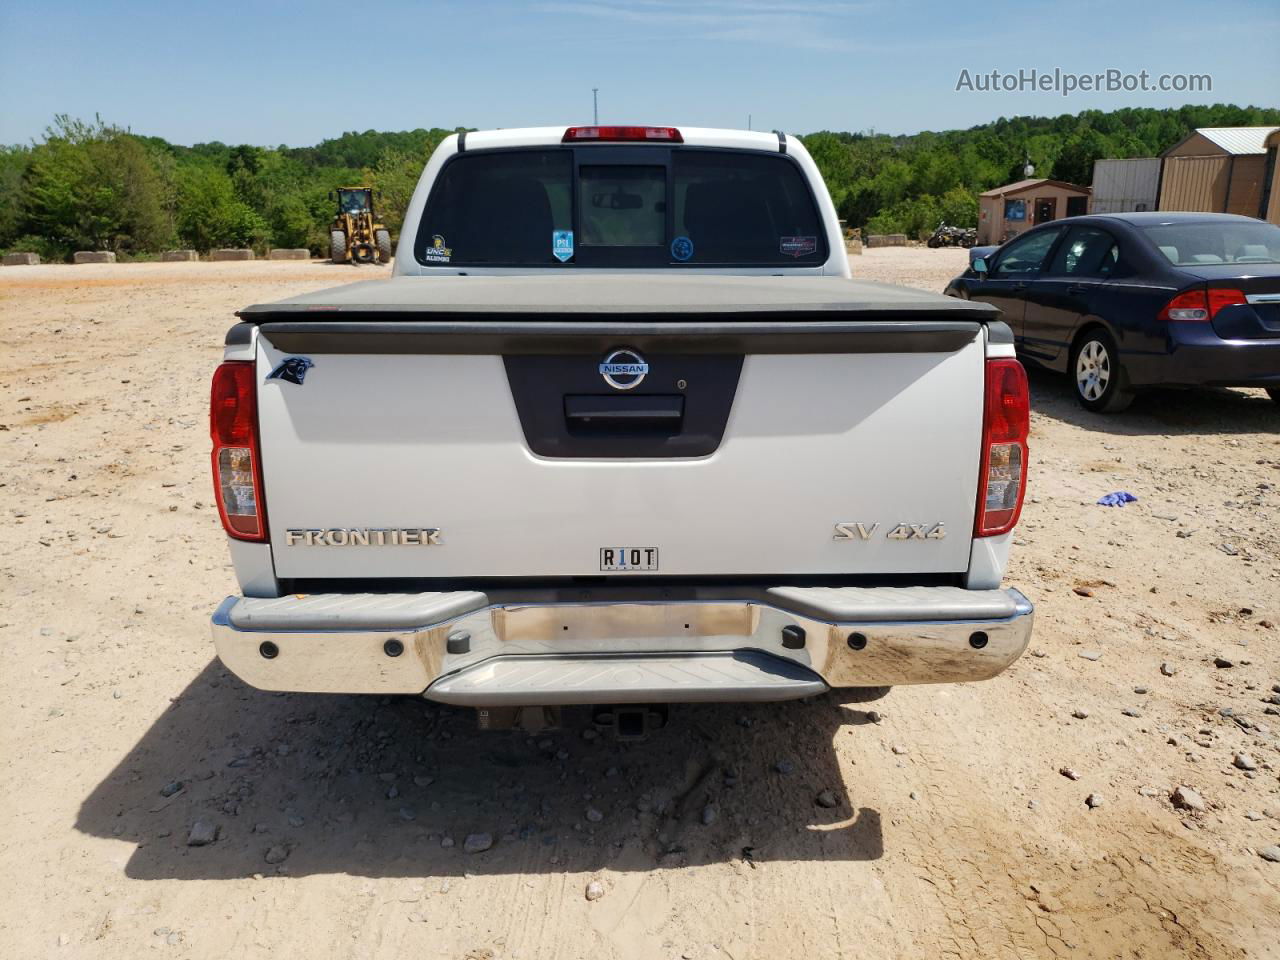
210, 585, 1033, 704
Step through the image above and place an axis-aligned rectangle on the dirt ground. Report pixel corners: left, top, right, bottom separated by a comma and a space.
1, 249, 1278, 960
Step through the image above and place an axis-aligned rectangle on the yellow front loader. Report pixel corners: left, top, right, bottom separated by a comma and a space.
329, 187, 392, 265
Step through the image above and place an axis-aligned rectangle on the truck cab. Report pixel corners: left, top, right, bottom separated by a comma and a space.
391, 125, 850, 277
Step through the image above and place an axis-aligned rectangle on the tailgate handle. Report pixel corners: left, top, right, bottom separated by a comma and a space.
564, 394, 684, 429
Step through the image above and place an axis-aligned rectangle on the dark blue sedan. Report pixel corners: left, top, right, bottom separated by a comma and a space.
944, 212, 1280, 412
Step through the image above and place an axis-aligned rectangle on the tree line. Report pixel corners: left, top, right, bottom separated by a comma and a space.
0, 116, 458, 261
804, 103, 1280, 238
2, 104, 1278, 260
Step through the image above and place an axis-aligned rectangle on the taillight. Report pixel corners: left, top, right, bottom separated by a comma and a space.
562, 125, 683, 143
1159, 288, 1208, 322
210, 361, 267, 541
1207, 287, 1246, 317
975, 358, 1029, 537
1159, 286, 1247, 322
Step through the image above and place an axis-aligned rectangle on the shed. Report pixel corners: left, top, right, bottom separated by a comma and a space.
1158, 126, 1279, 219
1090, 158, 1161, 214
1264, 129, 1280, 225
977, 179, 1090, 245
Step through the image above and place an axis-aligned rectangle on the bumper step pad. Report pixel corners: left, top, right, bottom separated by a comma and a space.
426, 651, 828, 705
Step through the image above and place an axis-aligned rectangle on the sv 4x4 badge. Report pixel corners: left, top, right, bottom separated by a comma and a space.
833, 522, 946, 541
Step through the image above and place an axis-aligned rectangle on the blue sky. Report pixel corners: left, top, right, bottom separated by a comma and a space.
1, 0, 1276, 147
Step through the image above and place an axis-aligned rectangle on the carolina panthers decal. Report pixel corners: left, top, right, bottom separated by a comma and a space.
267, 356, 314, 385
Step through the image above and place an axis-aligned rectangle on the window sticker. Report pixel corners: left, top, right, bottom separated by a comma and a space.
779, 236, 817, 258
424, 234, 452, 263
671, 235, 694, 261
552, 230, 574, 262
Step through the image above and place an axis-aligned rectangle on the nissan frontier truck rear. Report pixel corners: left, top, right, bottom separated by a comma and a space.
209, 125, 1033, 721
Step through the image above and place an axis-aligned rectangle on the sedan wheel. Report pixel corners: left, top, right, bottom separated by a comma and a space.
1076, 339, 1110, 401
1070, 333, 1133, 413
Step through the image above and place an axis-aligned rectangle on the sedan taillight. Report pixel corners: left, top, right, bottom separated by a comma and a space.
1159, 286, 1247, 322
975, 358, 1029, 538
210, 361, 267, 541
1207, 287, 1247, 317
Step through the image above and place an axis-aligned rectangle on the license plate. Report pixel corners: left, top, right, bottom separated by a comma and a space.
600, 547, 659, 572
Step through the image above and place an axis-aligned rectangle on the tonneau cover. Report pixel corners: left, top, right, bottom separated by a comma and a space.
238, 274, 999, 321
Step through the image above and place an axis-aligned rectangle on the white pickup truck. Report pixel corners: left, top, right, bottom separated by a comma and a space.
210, 125, 1033, 732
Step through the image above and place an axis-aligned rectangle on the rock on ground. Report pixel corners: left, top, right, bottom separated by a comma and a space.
1172, 786, 1207, 813
186, 821, 217, 846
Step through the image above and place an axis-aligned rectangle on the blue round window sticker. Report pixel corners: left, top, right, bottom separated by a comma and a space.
671, 236, 694, 262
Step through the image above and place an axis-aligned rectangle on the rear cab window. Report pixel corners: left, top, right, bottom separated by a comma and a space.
415, 147, 827, 268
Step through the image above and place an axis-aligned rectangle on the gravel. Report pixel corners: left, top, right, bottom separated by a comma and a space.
463, 833, 493, 854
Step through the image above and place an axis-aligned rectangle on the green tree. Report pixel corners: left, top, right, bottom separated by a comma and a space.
175, 163, 267, 252
20, 115, 174, 256
364, 142, 440, 240
938, 185, 978, 227
0, 145, 30, 249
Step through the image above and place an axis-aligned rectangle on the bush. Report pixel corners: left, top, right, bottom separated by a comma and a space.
2, 233, 67, 261
175, 164, 268, 252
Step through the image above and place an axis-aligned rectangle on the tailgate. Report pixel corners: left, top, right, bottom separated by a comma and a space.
253, 319, 987, 580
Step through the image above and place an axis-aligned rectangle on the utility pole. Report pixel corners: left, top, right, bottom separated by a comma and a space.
748, 114, 752, 130
592, 88, 598, 125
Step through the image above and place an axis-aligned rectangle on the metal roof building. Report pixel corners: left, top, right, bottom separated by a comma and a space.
1158, 125, 1279, 219
1161, 126, 1280, 157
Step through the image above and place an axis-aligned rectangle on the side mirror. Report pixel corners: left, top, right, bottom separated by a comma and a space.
328, 190, 335, 201
972, 257, 989, 275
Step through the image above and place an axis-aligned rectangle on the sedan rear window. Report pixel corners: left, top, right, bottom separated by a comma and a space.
415, 147, 826, 267
1143, 221, 1280, 265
